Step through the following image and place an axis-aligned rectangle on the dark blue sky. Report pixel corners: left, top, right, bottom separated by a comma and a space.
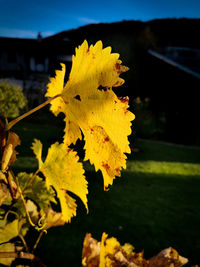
0, 0, 200, 38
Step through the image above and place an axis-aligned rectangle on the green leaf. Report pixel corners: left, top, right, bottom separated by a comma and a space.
16, 172, 56, 213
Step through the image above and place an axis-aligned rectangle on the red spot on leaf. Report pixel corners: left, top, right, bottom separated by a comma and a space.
115, 167, 120, 173
103, 137, 109, 143
115, 63, 123, 74
118, 96, 129, 104
102, 162, 110, 171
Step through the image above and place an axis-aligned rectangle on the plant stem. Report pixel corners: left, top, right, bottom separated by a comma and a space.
19, 234, 29, 252
16, 180, 36, 228
6, 94, 61, 131
0, 251, 46, 267
33, 231, 45, 252
6, 172, 16, 200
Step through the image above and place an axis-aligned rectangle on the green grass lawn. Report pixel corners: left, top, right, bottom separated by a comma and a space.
11, 118, 200, 267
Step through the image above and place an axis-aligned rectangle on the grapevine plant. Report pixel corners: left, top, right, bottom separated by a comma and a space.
0, 40, 134, 266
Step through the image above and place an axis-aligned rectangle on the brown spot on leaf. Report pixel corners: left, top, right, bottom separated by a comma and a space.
102, 162, 110, 171
103, 137, 109, 143
74, 95, 81, 101
64, 100, 69, 105
118, 96, 129, 104
115, 167, 120, 173
115, 63, 123, 74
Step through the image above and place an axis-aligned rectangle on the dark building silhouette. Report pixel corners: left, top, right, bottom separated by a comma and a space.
0, 33, 74, 104
0, 19, 200, 144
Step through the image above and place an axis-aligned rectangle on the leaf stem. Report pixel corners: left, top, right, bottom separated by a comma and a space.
5, 172, 16, 200
33, 230, 45, 252
19, 234, 29, 252
0, 251, 46, 266
16, 180, 36, 228
6, 94, 61, 131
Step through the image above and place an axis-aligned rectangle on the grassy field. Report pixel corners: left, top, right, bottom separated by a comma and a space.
11, 116, 200, 267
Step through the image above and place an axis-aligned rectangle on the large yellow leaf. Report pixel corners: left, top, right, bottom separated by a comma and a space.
32, 140, 88, 222
46, 40, 135, 189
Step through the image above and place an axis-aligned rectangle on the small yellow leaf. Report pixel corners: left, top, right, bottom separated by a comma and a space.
31, 139, 43, 169
100, 232, 108, 267
43, 207, 65, 230
0, 219, 19, 243
32, 140, 88, 222
26, 199, 39, 224
1, 132, 20, 172
46, 40, 135, 189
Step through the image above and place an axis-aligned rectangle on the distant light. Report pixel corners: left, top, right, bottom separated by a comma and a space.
57, 55, 72, 62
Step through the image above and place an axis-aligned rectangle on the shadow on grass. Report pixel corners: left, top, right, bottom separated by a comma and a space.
35, 170, 200, 267
131, 139, 200, 164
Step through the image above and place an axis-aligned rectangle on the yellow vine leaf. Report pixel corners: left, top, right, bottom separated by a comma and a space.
31, 139, 43, 169
0, 219, 19, 243
32, 140, 88, 222
43, 207, 65, 230
46, 40, 135, 189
